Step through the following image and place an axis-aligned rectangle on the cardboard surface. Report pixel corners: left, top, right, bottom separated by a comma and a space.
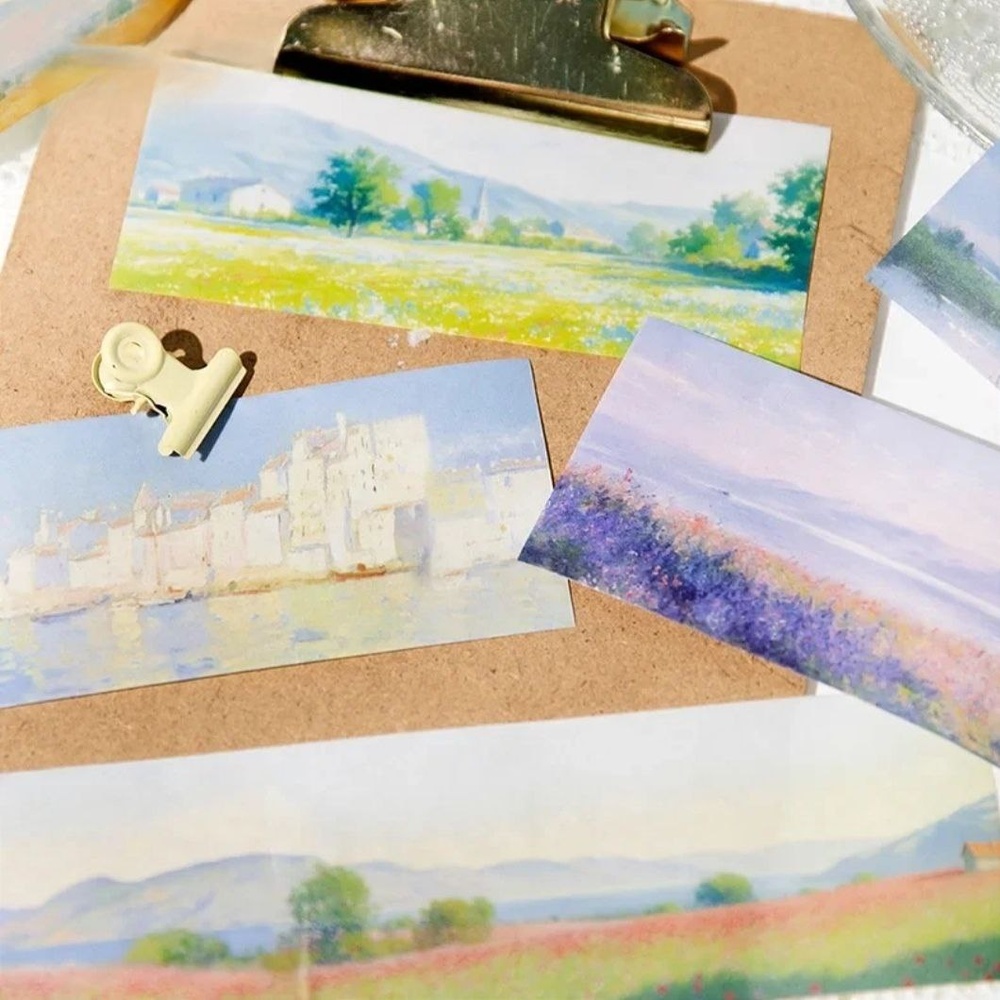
0, 0, 917, 772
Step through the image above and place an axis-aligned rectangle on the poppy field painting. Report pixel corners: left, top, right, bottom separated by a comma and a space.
1, 697, 998, 999
521, 319, 1000, 764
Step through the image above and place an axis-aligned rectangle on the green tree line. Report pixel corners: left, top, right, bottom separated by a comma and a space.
886, 220, 1000, 329
625, 162, 824, 287
125, 862, 496, 981
307, 146, 823, 286
123, 861, 889, 976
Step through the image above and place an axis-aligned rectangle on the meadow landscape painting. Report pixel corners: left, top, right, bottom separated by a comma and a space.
520, 319, 1000, 765
1, 696, 998, 1000
110, 59, 830, 366
870, 143, 1000, 387
0, 359, 571, 707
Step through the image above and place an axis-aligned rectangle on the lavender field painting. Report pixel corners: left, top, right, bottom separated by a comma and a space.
521, 319, 1000, 764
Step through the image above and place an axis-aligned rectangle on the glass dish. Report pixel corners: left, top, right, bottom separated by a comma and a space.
846, 0, 999, 148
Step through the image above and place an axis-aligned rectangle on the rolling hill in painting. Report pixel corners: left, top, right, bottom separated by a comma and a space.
1, 796, 994, 967
131, 102, 706, 245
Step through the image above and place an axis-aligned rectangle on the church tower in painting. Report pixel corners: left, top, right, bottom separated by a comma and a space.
469, 179, 490, 238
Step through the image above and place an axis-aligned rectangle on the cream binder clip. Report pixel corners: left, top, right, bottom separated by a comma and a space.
92, 322, 245, 459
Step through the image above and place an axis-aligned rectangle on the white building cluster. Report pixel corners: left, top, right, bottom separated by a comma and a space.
0, 413, 549, 619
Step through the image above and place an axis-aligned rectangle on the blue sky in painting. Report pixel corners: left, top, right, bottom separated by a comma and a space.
150, 60, 829, 211
0, 360, 544, 567
587, 320, 1000, 572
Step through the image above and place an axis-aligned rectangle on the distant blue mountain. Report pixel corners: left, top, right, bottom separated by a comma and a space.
132, 101, 706, 243
3, 795, 992, 967
0, 843, 864, 967
819, 796, 999, 885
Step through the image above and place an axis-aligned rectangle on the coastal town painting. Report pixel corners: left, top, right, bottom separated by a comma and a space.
110, 59, 831, 367
0, 360, 572, 707
2, 696, 998, 999
870, 142, 1000, 387
521, 319, 1000, 765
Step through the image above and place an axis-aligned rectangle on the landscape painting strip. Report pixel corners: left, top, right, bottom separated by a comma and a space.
110, 58, 830, 367
870, 141, 1000, 387
520, 319, 1000, 765
1, 696, 998, 1000
0, 359, 572, 708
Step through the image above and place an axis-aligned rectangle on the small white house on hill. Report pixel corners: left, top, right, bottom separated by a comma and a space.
229, 182, 293, 218
144, 181, 180, 207
180, 177, 293, 219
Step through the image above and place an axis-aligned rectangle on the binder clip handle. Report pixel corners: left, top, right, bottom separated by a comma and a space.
93, 322, 246, 459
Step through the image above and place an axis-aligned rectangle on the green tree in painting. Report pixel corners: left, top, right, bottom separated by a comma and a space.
643, 901, 683, 915
408, 179, 464, 237
125, 929, 232, 967
765, 161, 825, 286
887, 221, 1000, 327
712, 192, 768, 234
415, 897, 495, 948
626, 221, 665, 258
935, 225, 976, 261
694, 872, 755, 907
668, 220, 715, 258
712, 191, 770, 259
668, 221, 743, 264
289, 863, 374, 964
311, 147, 401, 237
388, 205, 416, 232
485, 215, 522, 247
436, 213, 470, 240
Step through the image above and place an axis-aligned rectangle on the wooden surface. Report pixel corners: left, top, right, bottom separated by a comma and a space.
0, 0, 917, 773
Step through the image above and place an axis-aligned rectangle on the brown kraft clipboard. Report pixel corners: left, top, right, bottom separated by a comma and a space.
0, 0, 917, 772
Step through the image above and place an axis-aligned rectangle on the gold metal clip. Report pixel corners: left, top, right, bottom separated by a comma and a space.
275, 0, 713, 151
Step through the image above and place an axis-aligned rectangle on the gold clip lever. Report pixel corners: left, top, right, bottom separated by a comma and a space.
276, 0, 713, 151
604, 0, 693, 65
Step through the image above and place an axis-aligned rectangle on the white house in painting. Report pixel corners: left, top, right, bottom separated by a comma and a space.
229, 182, 293, 218
962, 841, 1000, 872
0, 410, 546, 617
6, 548, 38, 595
179, 176, 293, 219
427, 457, 549, 575
143, 180, 180, 207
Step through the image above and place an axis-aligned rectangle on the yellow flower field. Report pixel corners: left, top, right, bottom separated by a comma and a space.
111, 209, 807, 366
